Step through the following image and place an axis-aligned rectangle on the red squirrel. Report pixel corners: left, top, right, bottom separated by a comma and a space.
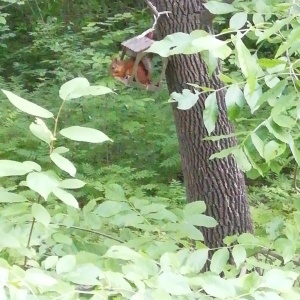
110, 57, 150, 85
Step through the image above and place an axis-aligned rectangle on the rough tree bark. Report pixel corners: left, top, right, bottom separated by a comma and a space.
149, 0, 253, 248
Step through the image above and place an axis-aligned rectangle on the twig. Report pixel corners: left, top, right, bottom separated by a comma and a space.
259, 248, 300, 267
57, 223, 124, 243
24, 217, 36, 267
138, 0, 171, 38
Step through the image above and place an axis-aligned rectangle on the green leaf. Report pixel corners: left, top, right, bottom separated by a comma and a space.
273, 238, 295, 264
251, 133, 264, 158
263, 141, 286, 162
52, 146, 69, 154
261, 269, 298, 292
59, 77, 114, 101
27, 171, 59, 200
25, 268, 57, 287
187, 214, 218, 228
184, 201, 206, 215
201, 275, 236, 298
275, 27, 300, 58
288, 139, 300, 165
52, 187, 79, 209
258, 58, 286, 69
232, 147, 252, 172
43, 256, 58, 270
105, 184, 127, 201
1, 90, 53, 118
29, 118, 54, 144
232, 245, 247, 268
204, 1, 238, 14
185, 249, 209, 273
104, 246, 142, 261
95, 200, 130, 217
158, 272, 191, 296
243, 82, 262, 113
210, 248, 230, 274
265, 119, 292, 143
170, 89, 199, 110
272, 114, 296, 128
210, 146, 238, 160
203, 92, 218, 135
230, 12, 248, 30
32, 203, 51, 227
56, 255, 76, 274
252, 13, 264, 25
236, 38, 257, 92
60, 126, 112, 143
50, 153, 76, 177
257, 17, 293, 44
58, 179, 85, 189
225, 84, 245, 109
180, 222, 204, 240
0, 191, 27, 203
0, 160, 41, 177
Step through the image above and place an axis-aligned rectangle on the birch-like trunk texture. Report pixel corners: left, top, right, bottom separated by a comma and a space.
150, 0, 253, 248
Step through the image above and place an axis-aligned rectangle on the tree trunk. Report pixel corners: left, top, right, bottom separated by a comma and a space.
150, 0, 253, 248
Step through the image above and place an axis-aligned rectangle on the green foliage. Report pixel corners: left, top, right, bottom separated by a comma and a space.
1, 0, 300, 299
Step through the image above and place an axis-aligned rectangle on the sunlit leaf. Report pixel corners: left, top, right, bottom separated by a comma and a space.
56, 255, 76, 274
32, 203, 51, 227
0, 160, 41, 177
50, 153, 76, 177
203, 92, 218, 135
204, 1, 238, 14
1, 90, 53, 118
230, 12, 247, 30
25, 268, 57, 286
170, 89, 199, 110
29, 118, 54, 144
0, 191, 27, 203
232, 245, 247, 268
210, 248, 229, 274
60, 126, 112, 143
158, 272, 191, 295
52, 187, 79, 209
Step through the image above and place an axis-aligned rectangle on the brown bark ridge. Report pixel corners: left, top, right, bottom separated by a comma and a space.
149, 0, 253, 248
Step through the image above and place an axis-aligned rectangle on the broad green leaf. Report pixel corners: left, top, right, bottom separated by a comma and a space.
272, 114, 296, 128
210, 248, 230, 274
191, 36, 231, 59
288, 139, 300, 165
210, 146, 238, 160
59, 77, 114, 101
201, 275, 236, 298
105, 184, 127, 201
244, 145, 264, 176
187, 214, 218, 227
258, 58, 286, 69
0, 191, 27, 203
25, 268, 57, 286
104, 246, 142, 261
204, 1, 238, 14
52, 146, 69, 154
251, 133, 264, 158
43, 256, 58, 270
95, 201, 130, 217
271, 93, 296, 116
273, 238, 295, 264
170, 89, 199, 110
232, 147, 252, 172
1, 90, 53, 118
265, 75, 280, 88
50, 153, 76, 177
0, 16, 6, 24
56, 255, 76, 274
232, 245, 247, 268
158, 272, 191, 296
64, 264, 101, 285
243, 83, 262, 113
225, 84, 245, 109
27, 171, 59, 200
275, 27, 300, 58
29, 118, 54, 144
257, 17, 293, 43
60, 126, 112, 143
58, 179, 85, 189
184, 201, 206, 215
31, 203, 51, 227
52, 187, 79, 209
180, 222, 204, 240
264, 141, 286, 162
203, 92, 218, 135
230, 12, 247, 30
185, 249, 209, 273
236, 38, 257, 92
252, 13, 264, 25
260, 269, 298, 292
0, 160, 41, 177
265, 119, 292, 143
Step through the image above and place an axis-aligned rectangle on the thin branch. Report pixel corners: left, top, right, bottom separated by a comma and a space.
57, 223, 124, 243
259, 249, 300, 267
138, 0, 171, 38
24, 217, 36, 267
